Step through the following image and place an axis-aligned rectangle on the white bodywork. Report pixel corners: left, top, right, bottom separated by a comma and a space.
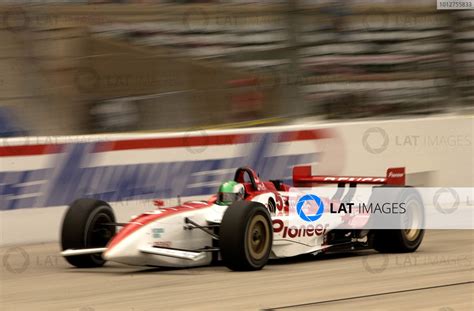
64, 192, 346, 268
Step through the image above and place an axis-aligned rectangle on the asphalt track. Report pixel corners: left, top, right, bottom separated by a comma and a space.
1, 230, 472, 311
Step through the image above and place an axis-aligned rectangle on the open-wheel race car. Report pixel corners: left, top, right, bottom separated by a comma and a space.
60, 166, 424, 271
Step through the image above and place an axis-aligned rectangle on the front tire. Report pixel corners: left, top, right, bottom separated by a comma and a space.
61, 198, 116, 268
220, 201, 273, 271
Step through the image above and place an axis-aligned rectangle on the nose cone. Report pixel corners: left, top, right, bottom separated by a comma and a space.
103, 239, 146, 266
102, 223, 145, 265
103, 240, 129, 263
102, 247, 119, 262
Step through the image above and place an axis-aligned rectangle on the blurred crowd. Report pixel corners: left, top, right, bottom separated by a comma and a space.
0, 1, 472, 135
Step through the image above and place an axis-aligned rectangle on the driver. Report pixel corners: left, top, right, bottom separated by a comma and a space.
216, 180, 245, 205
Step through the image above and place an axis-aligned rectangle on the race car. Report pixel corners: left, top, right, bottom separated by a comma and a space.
60, 166, 424, 271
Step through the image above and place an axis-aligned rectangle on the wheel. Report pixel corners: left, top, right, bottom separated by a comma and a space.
220, 201, 273, 271
61, 198, 116, 267
370, 187, 425, 253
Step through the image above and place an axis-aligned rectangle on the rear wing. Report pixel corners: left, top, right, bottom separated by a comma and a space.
293, 166, 405, 187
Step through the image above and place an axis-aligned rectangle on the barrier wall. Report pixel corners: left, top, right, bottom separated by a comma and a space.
0, 115, 472, 246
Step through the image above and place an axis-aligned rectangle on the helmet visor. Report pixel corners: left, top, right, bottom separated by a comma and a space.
218, 192, 239, 205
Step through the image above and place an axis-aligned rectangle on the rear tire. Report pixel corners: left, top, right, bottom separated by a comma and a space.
220, 201, 273, 271
61, 198, 116, 267
370, 187, 424, 253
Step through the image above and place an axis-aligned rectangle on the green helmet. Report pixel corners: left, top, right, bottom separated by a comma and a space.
217, 180, 245, 205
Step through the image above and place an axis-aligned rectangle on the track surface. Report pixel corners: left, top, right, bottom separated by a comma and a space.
1, 230, 473, 310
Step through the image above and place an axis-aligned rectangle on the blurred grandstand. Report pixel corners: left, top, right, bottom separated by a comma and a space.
0, 0, 472, 135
